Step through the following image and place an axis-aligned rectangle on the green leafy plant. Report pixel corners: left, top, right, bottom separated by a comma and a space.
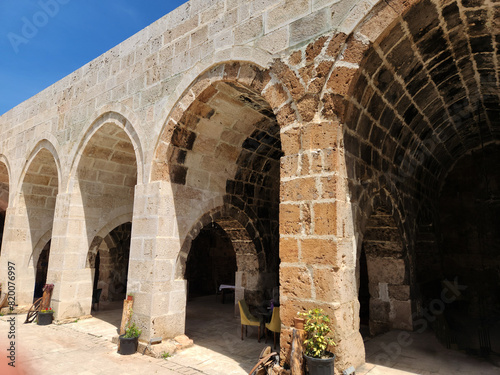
123, 308, 141, 338
124, 322, 142, 338
161, 352, 171, 359
298, 308, 336, 358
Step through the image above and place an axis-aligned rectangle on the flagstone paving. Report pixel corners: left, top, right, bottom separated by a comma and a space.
1, 296, 499, 374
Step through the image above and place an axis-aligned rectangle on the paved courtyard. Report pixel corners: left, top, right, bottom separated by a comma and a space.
1, 296, 499, 374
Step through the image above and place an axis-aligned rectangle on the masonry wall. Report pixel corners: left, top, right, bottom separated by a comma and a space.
0, 0, 498, 373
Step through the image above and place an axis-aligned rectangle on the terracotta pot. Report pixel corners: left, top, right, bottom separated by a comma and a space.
127, 295, 133, 301
294, 317, 305, 330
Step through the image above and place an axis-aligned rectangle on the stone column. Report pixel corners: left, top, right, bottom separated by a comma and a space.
127, 181, 186, 340
0, 206, 35, 307
279, 121, 365, 369
48, 192, 93, 319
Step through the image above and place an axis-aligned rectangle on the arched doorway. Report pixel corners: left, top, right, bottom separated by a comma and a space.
34, 240, 51, 299
185, 222, 236, 300
87, 222, 132, 309
342, 0, 499, 365
154, 63, 282, 340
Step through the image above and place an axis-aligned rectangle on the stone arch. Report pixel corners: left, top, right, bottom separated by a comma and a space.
0, 155, 10, 256
17, 140, 61, 202
154, 61, 286, 286
0, 155, 11, 211
331, 0, 498, 361
7, 143, 60, 305
176, 204, 265, 303
71, 114, 139, 247
68, 111, 144, 192
87, 222, 132, 303
86, 213, 133, 269
152, 61, 294, 181
19, 145, 60, 250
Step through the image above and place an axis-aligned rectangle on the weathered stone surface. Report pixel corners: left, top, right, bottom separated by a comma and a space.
1, 1, 496, 373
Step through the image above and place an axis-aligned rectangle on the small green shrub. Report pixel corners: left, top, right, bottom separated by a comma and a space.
298, 308, 336, 358
124, 322, 142, 338
161, 352, 171, 359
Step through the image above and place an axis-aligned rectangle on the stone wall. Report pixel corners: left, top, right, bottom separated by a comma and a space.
0, 0, 498, 372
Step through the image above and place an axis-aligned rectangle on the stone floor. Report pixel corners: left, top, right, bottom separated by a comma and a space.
1, 296, 499, 374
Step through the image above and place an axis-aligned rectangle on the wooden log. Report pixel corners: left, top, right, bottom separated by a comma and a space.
290, 328, 307, 375
41, 288, 53, 311
120, 299, 134, 335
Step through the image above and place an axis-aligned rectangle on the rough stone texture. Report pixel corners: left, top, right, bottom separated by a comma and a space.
0, 0, 498, 373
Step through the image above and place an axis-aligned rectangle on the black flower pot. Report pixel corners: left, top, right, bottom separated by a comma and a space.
37, 312, 53, 326
304, 352, 335, 375
119, 335, 138, 355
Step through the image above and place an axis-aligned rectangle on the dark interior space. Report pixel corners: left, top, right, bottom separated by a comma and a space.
34, 240, 51, 299
185, 223, 237, 299
420, 143, 500, 356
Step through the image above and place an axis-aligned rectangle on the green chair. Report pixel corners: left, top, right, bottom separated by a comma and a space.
265, 307, 281, 349
238, 300, 261, 342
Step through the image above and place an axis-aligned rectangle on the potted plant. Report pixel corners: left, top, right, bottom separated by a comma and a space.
298, 308, 336, 375
119, 309, 142, 355
38, 307, 54, 326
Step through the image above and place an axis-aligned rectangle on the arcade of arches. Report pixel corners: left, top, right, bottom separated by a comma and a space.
0, 0, 498, 371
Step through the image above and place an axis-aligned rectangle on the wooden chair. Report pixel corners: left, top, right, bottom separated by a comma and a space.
238, 300, 261, 342
265, 307, 281, 349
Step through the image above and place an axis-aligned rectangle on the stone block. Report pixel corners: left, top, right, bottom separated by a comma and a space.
367, 256, 406, 284
326, 65, 358, 96
235, 16, 264, 44
290, 8, 331, 45
313, 202, 337, 235
280, 177, 318, 201
279, 203, 301, 234
391, 300, 413, 331
301, 238, 338, 267
266, 0, 310, 32
313, 267, 357, 304
256, 26, 289, 54
388, 284, 410, 301
369, 298, 390, 322
280, 237, 299, 262
280, 265, 312, 299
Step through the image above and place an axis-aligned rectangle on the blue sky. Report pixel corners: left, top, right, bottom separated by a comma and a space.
0, 0, 187, 115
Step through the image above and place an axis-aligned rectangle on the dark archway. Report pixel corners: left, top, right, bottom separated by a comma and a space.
87, 222, 131, 303
34, 240, 51, 299
185, 222, 237, 300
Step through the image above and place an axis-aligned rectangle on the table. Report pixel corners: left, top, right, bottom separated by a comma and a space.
218, 284, 235, 304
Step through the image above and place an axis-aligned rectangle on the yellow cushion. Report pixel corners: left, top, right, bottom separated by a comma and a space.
238, 300, 260, 326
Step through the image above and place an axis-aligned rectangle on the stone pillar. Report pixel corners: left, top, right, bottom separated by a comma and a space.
0, 206, 35, 307
48, 192, 93, 319
127, 181, 186, 340
279, 121, 365, 369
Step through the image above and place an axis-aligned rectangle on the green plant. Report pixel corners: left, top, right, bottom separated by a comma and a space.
298, 308, 336, 358
161, 352, 171, 359
124, 322, 142, 338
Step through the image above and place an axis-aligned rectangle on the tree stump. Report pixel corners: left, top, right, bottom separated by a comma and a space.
120, 299, 134, 335
290, 328, 307, 375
